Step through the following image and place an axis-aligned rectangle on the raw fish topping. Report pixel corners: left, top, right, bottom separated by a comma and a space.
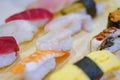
5, 8, 53, 23
0, 36, 19, 54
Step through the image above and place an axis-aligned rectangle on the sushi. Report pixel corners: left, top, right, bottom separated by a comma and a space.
36, 29, 72, 52
0, 20, 37, 44
75, 0, 96, 17
5, 8, 53, 27
90, 27, 120, 53
26, 0, 74, 13
0, 36, 19, 68
49, 50, 120, 80
107, 8, 120, 29
37, 13, 92, 52
61, 0, 104, 18
11, 50, 68, 80
45, 13, 92, 33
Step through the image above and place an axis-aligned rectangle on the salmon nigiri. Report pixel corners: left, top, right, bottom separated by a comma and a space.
27, 0, 74, 13
0, 36, 19, 68
5, 8, 53, 27
11, 50, 69, 80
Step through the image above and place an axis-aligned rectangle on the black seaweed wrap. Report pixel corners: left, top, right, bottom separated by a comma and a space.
74, 57, 103, 80
76, 0, 97, 17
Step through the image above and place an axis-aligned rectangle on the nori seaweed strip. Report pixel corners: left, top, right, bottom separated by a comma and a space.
74, 57, 103, 80
76, 0, 97, 18
107, 15, 120, 29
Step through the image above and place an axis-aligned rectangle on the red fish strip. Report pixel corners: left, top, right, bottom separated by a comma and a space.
0, 36, 19, 54
5, 8, 53, 23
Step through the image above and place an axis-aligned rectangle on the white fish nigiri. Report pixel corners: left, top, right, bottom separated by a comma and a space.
0, 20, 36, 44
45, 13, 92, 33
27, 0, 74, 13
36, 29, 73, 52
0, 36, 19, 68
11, 50, 68, 80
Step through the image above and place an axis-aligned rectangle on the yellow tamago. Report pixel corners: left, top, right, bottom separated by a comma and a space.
49, 50, 120, 80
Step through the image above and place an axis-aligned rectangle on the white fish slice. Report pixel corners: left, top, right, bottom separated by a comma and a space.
45, 13, 92, 33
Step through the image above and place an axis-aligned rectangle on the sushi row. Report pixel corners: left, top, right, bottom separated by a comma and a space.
36, 13, 92, 52
11, 50, 120, 80
0, 2, 95, 69
90, 8, 120, 53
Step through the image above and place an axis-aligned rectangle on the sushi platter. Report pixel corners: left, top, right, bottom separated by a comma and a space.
0, 0, 120, 80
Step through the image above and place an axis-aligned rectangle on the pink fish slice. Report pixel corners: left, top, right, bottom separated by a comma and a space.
5, 8, 54, 27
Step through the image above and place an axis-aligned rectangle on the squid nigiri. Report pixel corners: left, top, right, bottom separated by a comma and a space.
36, 29, 72, 52
11, 50, 68, 80
90, 27, 120, 53
0, 36, 19, 68
0, 20, 36, 44
45, 13, 92, 33
27, 0, 74, 13
49, 50, 120, 80
5, 8, 53, 27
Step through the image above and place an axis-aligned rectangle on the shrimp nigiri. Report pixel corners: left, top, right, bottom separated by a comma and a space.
27, 0, 74, 13
11, 50, 68, 80
0, 20, 36, 44
0, 36, 19, 68
36, 29, 72, 52
45, 13, 92, 33
5, 8, 53, 27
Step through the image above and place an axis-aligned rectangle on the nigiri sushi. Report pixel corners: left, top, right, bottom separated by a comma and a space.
45, 13, 92, 33
0, 20, 36, 44
90, 27, 120, 53
107, 8, 120, 29
36, 29, 72, 52
11, 50, 68, 80
75, 0, 96, 17
5, 8, 53, 27
49, 50, 120, 80
0, 36, 19, 68
26, 0, 74, 13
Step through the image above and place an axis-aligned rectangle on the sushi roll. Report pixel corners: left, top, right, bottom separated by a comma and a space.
45, 13, 92, 33
11, 50, 68, 80
107, 8, 120, 29
36, 29, 73, 52
0, 20, 37, 44
0, 36, 19, 68
5, 8, 53, 27
90, 27, 120, 53
49, 50, 120, 80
